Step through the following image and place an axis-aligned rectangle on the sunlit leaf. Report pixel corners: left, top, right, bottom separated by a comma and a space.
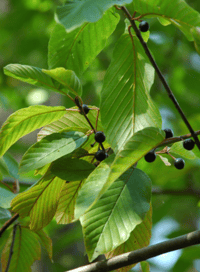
101, 34, 162, 153
80, 168, 151, 261
49, 9, 120, 76
43, 68, 82, 96
0, 105, 66, 157
19, 131, 88, 173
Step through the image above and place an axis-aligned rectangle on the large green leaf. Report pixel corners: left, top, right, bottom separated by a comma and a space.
49, 9, 120, 76
55, 180, 83, 224
19, 131, 88, 173
80, 168, 151, 261
56, 1, 132, 31
3, 153, 19, 179
1, 226, 41, 272
35, 229, 53, 261
100, 34, 162, 153
11, 173, 65, 231
51, 157, 95, 181
0, 105, 66, 157
43, 68, 82, 96
105, 206, 152, 272
3, 64, 69, 96
132, 0, 200, 43
0, 188, 16, 209
75, 127, 164, 219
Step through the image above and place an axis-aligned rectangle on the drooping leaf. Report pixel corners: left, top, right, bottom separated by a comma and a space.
132, 0, 200, 44
43, 68, 82, 96
3, 64, 69, 96
170, 141, 196, 160
19, 131, 88, 173
55, 1, 132, 31
105, 206, 152, 272
49, 9, 120, 76
1, 226, 41, 272
51, 157, 95, 181
100, 34, 162, 153
75, 127, 164, 218
0, 188, 16, 209
55, 180, 83, 224
80, 168, 151, 262
11, 173, 65, 231
0, 105, 66, 157
37, 106, 102, 141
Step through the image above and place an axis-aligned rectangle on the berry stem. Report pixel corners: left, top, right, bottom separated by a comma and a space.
118, 6, 200, 151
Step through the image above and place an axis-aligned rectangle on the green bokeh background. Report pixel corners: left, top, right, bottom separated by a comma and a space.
1, 0, 200, 271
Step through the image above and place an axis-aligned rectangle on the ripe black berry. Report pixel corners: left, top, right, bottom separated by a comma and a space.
144, 150, 156, 163
139, 21, 150, 32
82, 104, 90, 114
94, 131, 106, 143
163, 128, 174, 139
174, 158, 185, 170
183, 138, 195, 150
95, 150, 108, 162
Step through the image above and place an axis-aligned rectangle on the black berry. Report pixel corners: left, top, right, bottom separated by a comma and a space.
183, 138, 195, 150
94, 131, 106, 143
144, 150, 156, 163
82, 104, 90, 114
174, 158, 185, 170
163, 128, 174, 139
95, 150, 108, 162
139, 21, 150, 32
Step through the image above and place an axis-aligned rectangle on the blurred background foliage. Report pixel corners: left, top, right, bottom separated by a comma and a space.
1, 0, 200, 271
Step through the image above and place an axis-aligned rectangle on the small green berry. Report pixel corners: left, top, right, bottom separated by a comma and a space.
95, 150, 108, 161
144, 150, 156, 163
183, 139, 195, 150
139, 21, 150, 32
164, 128, 174, 139
94, 131, 106, 143
174, 158, 185, 170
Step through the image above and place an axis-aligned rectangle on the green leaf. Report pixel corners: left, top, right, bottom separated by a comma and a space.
132, 0, 200, 42
37, 106, 102, 141
105, 207, 152, 272
191, 27, 200, 54
51, 157, 95, 181
3, 153, 19, 179
75, 127, 164, 218
0, 158, 10, 178
55, 180, 83, 224
0, 188, 16, 209
100, 34, 162, 153
19, 131, 88, 173
0, 208, 12, 228
0, 105, 66, 157
43, 68, 82, 96
11, 173, 65, 231
35, 229, 53, 260
1, 226, 41, 272
48, 9, 120, 76
170, 141, 196, 160
56, 1, 132, 31
3, 64, 69, 96
80, 168, 151, 261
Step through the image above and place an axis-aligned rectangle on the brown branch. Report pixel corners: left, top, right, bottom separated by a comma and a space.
5, 224, 18, 272
0, 213, 19, 238
68, 230, 200, 272
152, 187, 200, 198
118, 6, 200, 151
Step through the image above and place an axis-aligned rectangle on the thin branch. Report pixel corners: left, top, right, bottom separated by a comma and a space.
5, 224, 18, 272
119, 6, 200, 151
152, 187, 200, 198
0, 213, 19, 238
67, 230, 200, 272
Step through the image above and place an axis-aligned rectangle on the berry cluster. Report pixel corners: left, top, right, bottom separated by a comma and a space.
144, 128, 196, 170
